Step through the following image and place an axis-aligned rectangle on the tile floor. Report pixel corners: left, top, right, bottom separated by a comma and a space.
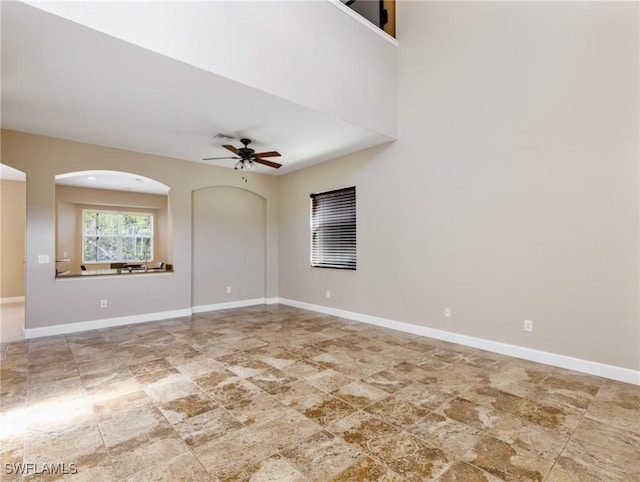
0, 301, 25, 344
1, 304, 639, 481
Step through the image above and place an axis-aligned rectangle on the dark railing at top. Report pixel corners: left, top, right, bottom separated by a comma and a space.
342, 0, 395, 38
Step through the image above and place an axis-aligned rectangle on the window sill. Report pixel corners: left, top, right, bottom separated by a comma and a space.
56, 267, 173, 279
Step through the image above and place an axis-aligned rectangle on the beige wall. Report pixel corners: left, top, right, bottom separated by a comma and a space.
192, 187, 266, 306
279, 1, 640, 371
1, 2, 637, 376
1, 129, 279, 329
55, 185, 169, 271
0, 180, 26, 298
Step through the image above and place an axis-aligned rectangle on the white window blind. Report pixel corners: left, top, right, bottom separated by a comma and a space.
310, 186, 356, 270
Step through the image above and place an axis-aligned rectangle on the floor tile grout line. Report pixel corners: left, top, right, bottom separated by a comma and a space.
158, 330, 428, 479
103, 331, 210, 480
541, 402, 592, 482
6, 305, 640, 481
131, 336, 298, 480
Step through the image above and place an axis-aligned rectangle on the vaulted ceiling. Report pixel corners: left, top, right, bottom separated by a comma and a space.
1, 1, 395, 177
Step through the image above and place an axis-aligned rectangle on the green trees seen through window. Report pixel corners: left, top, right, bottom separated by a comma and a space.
82, 210, 153, 263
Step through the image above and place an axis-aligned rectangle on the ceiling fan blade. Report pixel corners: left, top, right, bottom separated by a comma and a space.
253, 151, 281, 158
202, 156, 240, 160
222, 144, 242, 156
254, 158, 282, 169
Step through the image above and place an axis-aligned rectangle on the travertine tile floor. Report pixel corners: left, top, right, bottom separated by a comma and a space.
1, 305, 639, 481
0, 302, 25, 344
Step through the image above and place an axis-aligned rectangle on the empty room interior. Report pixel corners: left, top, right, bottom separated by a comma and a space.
1, 1, 639, 481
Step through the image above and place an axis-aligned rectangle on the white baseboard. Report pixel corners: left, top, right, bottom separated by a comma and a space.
20, 296, 639, 386
276, 298, 640, 386
192, 298, 268, 313
23, 309, 193, 339
1, 296, 25, 304
23, 298, 273, 339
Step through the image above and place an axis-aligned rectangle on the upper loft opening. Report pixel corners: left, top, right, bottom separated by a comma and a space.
341, 0, 396, 38
3, 1, 397, 173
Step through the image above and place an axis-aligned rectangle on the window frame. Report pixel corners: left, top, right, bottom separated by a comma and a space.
310, 186, 356, 271
81, 209, 154, 264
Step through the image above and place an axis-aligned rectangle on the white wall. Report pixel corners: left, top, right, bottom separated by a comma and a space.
26, 0, 397, 138
192, 186, 266, 307
279, 1, 640, 372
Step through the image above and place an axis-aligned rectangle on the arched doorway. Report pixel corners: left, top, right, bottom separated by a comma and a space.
0, 164, 26, 343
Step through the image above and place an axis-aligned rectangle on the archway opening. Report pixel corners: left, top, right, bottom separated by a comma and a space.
1, 164, 27, 342
54, 170, 172, 274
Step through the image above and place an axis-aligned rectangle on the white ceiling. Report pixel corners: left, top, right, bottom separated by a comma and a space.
56, 171, 170, 195
1, 1, 391, 187
0, 165, 169, 195
0, 164, 26, 181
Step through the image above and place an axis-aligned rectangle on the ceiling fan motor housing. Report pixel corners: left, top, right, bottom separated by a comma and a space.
240, 139, 254, 157
202, 138, 282, 170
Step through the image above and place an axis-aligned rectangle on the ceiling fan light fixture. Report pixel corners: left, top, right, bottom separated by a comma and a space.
232, 159, 253, 182
203, 138, 282, 182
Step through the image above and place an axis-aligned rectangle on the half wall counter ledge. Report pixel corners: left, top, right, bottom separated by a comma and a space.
56, 263, 173, 279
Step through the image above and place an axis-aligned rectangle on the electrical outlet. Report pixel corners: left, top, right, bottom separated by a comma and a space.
100, 299, 108, 308
524, 319, 533, 332
226, 286, 232, 294
444, 308, 452, 318
325, 290, 331, 299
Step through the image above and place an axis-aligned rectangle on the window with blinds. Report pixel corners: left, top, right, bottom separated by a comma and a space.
310, 186, 356, 270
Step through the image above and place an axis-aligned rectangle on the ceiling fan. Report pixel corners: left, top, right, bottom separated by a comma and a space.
203, 138, 282, 181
